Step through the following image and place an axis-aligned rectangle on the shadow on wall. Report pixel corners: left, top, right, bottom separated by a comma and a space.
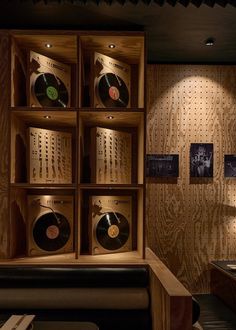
15, 134, 26, 183
10, 200, 26, 257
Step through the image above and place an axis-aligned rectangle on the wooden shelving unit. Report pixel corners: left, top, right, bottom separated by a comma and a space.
4, 30, 146, 263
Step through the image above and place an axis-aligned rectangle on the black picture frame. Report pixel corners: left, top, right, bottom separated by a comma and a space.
224, 155, 236, 178
146, 154, 179, 178
190, 143, 213, 178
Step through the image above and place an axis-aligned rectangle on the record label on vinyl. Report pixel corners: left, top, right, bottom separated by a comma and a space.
33, 211, 71, 252
108, 225, 119, 239
46, 86, 59, 101
46, 225, 60, 239
96, 212, 130, 251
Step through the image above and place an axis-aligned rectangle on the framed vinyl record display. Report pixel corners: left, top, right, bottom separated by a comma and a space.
27, 195, 74, 256
89, 195, 132, 255
90, 127, 132, 184
28, 127, 72, 184
29, 51, 71, 108
93, 52, 131, 108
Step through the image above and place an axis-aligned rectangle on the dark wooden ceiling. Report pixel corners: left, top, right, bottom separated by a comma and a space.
1, 0, 236, 63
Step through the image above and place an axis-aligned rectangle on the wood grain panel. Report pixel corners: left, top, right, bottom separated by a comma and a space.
146, 248, 192, 330
0, 32, 10, 258
80, 35, 144, 64
9, 188, 27, 258
80, 110, 143, 127
12, 110, 77, 128
147, 64, 236, 293
12, 34, 77, 64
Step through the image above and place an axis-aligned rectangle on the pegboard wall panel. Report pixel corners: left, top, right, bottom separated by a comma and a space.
0, 32, 10, 258
146, 64, 236, 293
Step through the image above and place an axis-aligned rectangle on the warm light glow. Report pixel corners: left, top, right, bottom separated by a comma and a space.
45, 43, 52, 48
108, 44, 115, 49
205, 38, 215, 46
44, 115, 51, 119
107, 115, 114, 120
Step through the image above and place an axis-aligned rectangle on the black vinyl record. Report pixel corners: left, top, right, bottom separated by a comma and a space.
97, 73, 129, 108
33, 73, 69, 107
33, 212, 71, 252
96, 212, 130, 251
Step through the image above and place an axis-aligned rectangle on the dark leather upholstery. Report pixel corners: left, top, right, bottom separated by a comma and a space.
192, 297, 200, 325
0, 266, 151, 330
0, 266, 149, 288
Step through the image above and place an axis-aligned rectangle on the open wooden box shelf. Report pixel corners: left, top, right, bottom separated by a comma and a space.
3, 29, 146, 263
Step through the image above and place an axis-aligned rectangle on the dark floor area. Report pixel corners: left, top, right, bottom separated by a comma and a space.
194, 294, 236, 330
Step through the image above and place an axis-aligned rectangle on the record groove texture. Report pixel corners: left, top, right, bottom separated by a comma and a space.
96, 212, 130, 250
33, 212, 71, 251
97, 73, 129, 108
34, 73, 69, 107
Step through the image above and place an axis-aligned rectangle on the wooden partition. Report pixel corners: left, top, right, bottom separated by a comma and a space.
146, 248, 192, 330
0, 32, 10, 258
146, 64, 236, 293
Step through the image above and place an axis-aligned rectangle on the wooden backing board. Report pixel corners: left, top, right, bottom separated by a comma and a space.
9, 188, 27, 258
146, 64, 236, 293
11, 114, 27, 183
0, 32, 10, 258
11, 38, 27, 107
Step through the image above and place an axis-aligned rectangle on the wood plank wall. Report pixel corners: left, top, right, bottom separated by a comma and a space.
0, 32, 10, 258
146, 64, 236, 294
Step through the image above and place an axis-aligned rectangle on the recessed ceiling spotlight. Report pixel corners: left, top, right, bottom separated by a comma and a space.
205, 38, 215, 46
107, 115, 114, 120
44, 115, 51, 119
45, 43, 52, 48
108, 44, 115, 49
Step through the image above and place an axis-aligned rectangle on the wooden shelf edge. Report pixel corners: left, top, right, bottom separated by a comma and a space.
11, 183, 77, 189
0, 251, 145, 265
10, 107, 78, 112
79, 108, 145, 113
79, 184, 144, 189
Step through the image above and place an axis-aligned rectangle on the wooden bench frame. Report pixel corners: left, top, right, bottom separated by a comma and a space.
146, 248, 193, 330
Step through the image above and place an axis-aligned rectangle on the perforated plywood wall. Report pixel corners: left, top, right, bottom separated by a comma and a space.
147, 64, 236, 293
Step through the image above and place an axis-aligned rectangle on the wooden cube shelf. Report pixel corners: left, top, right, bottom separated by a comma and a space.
1, 30, 145, 263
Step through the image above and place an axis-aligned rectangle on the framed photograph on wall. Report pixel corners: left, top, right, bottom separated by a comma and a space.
224, 155, 236, 177
146, 154, 179, 177
190, 143, 213, 177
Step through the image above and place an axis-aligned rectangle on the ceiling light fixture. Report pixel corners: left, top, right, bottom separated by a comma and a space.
44, 115, 51, 119
107, 115, 114, 120
108, 44, 115, 49
205, 38, 215, 46
45, 43, 52, 48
